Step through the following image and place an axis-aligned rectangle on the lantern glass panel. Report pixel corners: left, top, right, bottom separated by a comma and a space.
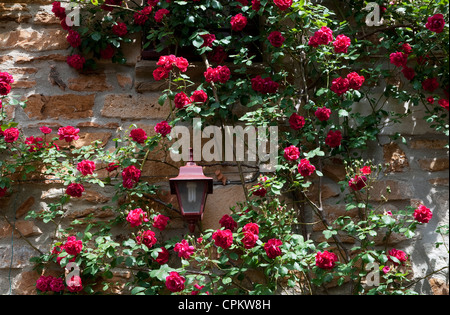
177, 181, 207, 214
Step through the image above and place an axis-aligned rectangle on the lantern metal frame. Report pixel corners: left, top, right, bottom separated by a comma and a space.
169, 150, 213, 232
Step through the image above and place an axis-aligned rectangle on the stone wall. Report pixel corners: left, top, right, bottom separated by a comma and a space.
0, 0, 448, 295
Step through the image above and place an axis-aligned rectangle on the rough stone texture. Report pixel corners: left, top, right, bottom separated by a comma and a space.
0, 29, 69, 51
68, 73, 113, 92
417, 158, 449, 172
101, 94, 171, 120
428, 278, 449, 295
383, 142, 409, 173
24, 94, 96, 120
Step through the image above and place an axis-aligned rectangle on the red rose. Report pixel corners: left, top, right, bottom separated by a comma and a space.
264, 238, 282, 259
136, 230, 157, 248
298, 159, 316, 177
330, 77, 349, 96
122, 165, 141, 189
174, 239, 195, 259
204, 66, 231, 84
422, 77, 439, 92
401, 67, 415, 81
388, 248, 408, 266
360, 165, 371, 175
154, 247, 169, 265
315, 250, 338, 269
208, 46, 228, 64
153, 67, 170, 81
134, 6, 152, 25
154, 121, 172, 137
165, 271, 185, 293
400, 43, 413, 55
51, 1, 66, 20
0, 72, 14, 84
0, 82, 11, 96
157, 55, 177, 71
308, 26, 333, 47
67, 276, 83, 293
130, 128, 147, 144
3, 128, 19, 143
217, 65, 231, 83
67, 29, 81, 48
126, 208, 149, 227
153, 214, 170, 231
252, 0, 261, 11
0, 186, 9, 198
242, 231, 258, 249
315, 107, 331, 121
154, 8, 170, 23
58, 125, 80, 142
106, 162, 119, 172
25, 136, 44, 152
243, 222, 259, 235
325, 130, 342, 148
67, 54, 85, 70
389, 51, 408, 67
425, 14, 445, 33
348, 175, 367, 191
212, 229, 233, 249
219, 214, 237, 232
288, 113, 305, 130
267, 31, 285, 47
413, 205, 433, 223
76, 159, 96, 176
252, 183, 267, 197
284, 145, 300, 161
66, 183, 85, 198
273, 0, 292, 11
230, 13, 247, 31
112, 22, 128, 36
191, 90, 208, 104
251, 75, 279, 94
100, 45, 115, 59
347, 72, 365, 90
36, 275, 53, 292
333, 34, 351, 53
439, 99, 449, 110
175, 57, 189, 72
39, 126, 52, 134
174, 91, 192, 109
64, 236, 83, 256
200, 33, 216, 48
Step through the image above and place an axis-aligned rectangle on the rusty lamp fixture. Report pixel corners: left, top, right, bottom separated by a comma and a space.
170, 149, 213, 233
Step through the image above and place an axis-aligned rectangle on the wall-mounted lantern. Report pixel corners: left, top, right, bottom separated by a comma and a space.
170, 149, 213, 233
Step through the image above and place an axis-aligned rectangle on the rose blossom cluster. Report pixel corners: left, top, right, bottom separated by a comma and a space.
122, 165, 141, 189
173, 89, 208, 109
252, 176, 268, 197
0, 71, 14, 96
331, 72, 365, 96
204, 66, 231, 84
36, 275, 66, 293
153, 55, 189, 81
50, 235, 83, 267
251, 75, 279, 94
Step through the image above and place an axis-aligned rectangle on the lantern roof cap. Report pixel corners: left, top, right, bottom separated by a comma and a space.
169, 149, 213, 194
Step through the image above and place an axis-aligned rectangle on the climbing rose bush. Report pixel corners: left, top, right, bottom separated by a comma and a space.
0, 0, 448, 296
